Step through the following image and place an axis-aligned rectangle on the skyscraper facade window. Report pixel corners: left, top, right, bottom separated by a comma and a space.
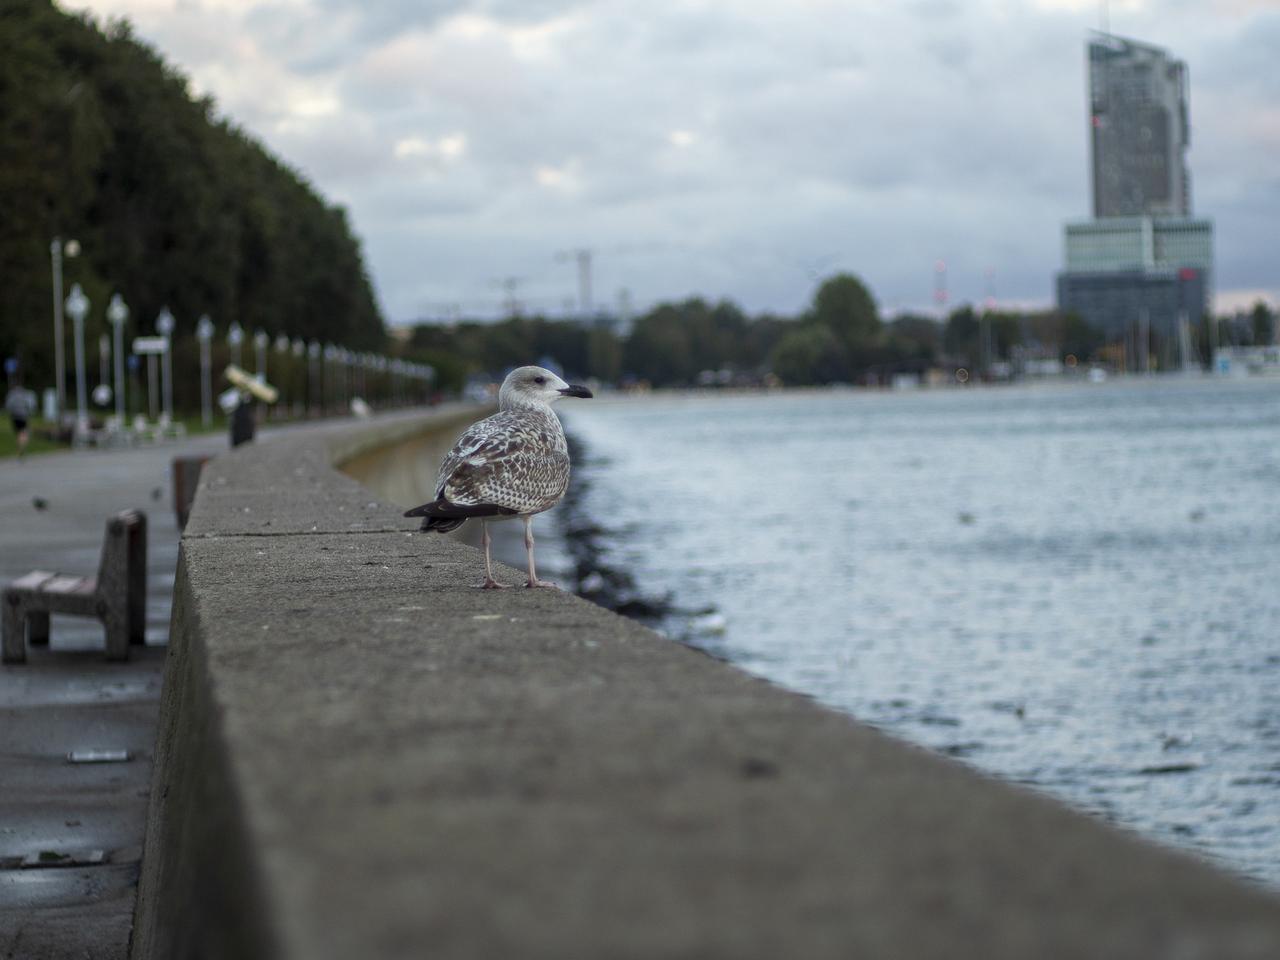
1089, 33, 1191, 218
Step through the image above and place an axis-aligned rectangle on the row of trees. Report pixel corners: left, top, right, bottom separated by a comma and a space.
405, 272, 1136, 390
1, 0, 385, 396
8, 5, 1271, 403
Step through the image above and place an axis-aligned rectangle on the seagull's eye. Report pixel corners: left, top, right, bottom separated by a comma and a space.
534, 376, 546, 384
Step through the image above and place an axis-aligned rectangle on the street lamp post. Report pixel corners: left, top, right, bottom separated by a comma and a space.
146, 351, 159, 419
292, 338, 305, 417
49, 238, 79, 417
64, 282, 90, 437
127, 355, 141, 423
323, 344, 336, 413
196, 315, 215, 428
307, 342, 320, 415
255, 329, 269, 380
107, 294, 128, 425
156, 307, 175, 426
274, 334, 290, 414
228, 321, 243, 369
98, 334, 110, 390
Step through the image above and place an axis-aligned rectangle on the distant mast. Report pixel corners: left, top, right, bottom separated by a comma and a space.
933, 260, 947, 320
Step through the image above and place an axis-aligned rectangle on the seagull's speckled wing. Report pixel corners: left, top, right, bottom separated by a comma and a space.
434, 407, 570, 516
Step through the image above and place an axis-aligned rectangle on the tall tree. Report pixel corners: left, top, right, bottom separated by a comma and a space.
810, 273, 881, 367
624, 304, 694, 384
1251, 300, 1276, 347
0, 1, 385, 404
770, 324, 847, 385
943, 306, 980, 365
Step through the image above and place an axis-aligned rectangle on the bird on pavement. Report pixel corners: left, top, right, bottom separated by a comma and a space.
404, 365, 592, 589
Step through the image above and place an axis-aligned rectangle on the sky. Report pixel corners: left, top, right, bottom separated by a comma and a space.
68, 0, 1280, 325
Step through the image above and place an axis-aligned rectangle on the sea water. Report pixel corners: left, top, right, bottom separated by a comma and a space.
558, 378, 1280, 886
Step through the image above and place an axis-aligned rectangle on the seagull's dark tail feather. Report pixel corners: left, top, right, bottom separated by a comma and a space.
421, 516, 465, 533
404, 498, 518, 534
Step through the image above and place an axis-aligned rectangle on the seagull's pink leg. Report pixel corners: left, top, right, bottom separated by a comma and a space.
524, 516, 556, 588
480, 520, 507, 589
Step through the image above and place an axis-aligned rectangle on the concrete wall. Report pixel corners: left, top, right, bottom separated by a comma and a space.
335, 406, 479, 507
133, 408, 1280, 960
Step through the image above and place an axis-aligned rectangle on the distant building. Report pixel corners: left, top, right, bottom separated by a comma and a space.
1057, 33, 1213, 357
1213, 345, 1280, 378
1058, 268, 1206, 338
1089, 33, 1190, 218
1064, 216, 1211, 273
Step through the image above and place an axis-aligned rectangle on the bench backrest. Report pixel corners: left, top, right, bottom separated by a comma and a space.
97, 510, 147, 615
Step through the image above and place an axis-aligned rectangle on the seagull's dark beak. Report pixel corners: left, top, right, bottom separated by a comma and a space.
559, 384, 593, 399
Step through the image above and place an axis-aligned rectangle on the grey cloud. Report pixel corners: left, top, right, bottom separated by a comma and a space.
924, 36, 973, 71
292, 0, 591, 63
1197, 12, 1280, 95
910, 0, 962, 20
110, 0, 1280, 318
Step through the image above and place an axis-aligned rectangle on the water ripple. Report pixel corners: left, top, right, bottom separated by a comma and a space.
560, 379, 1280, 887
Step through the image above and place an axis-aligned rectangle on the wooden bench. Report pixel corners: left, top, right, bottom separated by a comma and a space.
2, 510, 147, 664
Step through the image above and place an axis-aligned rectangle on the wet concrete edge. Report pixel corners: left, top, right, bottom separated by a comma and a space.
129, 554, 280, 960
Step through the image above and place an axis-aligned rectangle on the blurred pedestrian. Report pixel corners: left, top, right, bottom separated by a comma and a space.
229, 390, 255, 447
5, 378, 38, 458
223, 364, 275, 448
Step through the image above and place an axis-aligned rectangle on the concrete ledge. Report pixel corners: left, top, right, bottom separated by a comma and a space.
134, 409, 1280, 959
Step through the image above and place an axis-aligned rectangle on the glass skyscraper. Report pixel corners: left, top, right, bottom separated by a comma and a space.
1057, 33, 1212, 362
1089, 33, 1191, 218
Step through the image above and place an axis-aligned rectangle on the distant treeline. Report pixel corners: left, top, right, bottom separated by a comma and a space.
6, 4, 1271, 406
1, 0, 384, 393
409, 273, 1116, 392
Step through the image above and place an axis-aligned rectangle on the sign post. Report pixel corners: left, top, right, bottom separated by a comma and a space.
133, 335, 169, 421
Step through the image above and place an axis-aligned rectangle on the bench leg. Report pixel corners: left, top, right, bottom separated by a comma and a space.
102, 605, 130, 663
128, 515, 146, 645
29, 610, 50, 645
3, 595, 26, 665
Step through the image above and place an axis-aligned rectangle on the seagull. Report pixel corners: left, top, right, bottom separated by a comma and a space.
405, 366, 592, 589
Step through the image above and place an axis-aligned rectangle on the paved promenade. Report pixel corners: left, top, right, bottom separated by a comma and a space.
0, 434, 224, 958
0, 411, 463, 959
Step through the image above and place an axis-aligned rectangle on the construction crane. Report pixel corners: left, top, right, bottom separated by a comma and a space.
553, 241, 679, 325
491, 276, 527, 318
554, 249, 593, 321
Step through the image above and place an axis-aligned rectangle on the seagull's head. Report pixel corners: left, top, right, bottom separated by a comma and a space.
499, 365, 593, 410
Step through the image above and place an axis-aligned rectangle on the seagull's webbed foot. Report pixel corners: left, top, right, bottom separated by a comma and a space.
479, 577, 509, 590
525, 578, 557, 589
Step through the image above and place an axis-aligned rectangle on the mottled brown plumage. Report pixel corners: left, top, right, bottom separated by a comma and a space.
404, 366, 592, 588
433, 405, 571, 516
